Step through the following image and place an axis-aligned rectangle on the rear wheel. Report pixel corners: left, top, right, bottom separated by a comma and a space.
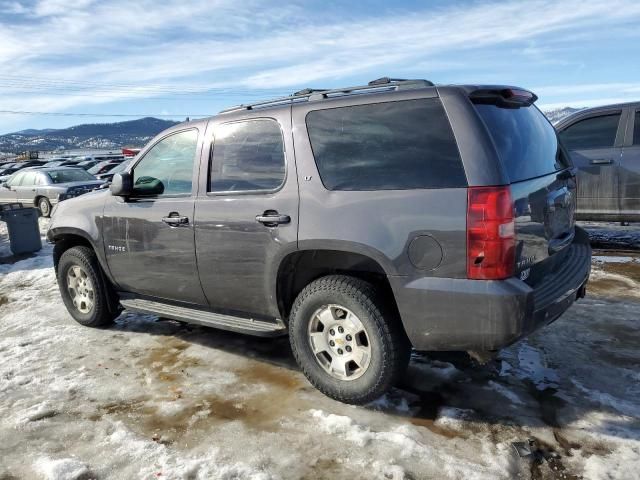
289, 275, 410, 404
37, 197, 51, 217
57, 246, 118, 327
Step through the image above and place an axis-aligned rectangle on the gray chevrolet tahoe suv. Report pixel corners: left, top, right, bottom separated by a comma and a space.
48, 78, 591, 404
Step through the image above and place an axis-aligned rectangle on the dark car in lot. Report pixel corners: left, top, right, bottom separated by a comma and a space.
556, 101, 640, 222
88, 159, 125, 176
48, 78, 591, 404
0, 160, 47, 183
0, 167, 104, 216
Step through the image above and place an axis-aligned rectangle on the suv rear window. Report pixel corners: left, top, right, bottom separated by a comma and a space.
306, 98, 466, 191
474, 104, 568, 183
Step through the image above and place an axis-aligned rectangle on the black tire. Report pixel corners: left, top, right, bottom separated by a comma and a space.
37, 197, 52, 217
57, 246, 118, 327
289, 275, 410, 404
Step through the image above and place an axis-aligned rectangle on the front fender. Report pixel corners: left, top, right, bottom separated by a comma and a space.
47, 190, 110, 280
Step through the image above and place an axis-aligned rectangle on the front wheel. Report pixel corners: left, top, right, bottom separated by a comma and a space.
37, 197, 52, 217
289, 275, 410, 404
57, 246, 118, 327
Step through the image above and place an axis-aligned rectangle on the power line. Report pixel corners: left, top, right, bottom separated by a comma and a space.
0, 110, 212, 118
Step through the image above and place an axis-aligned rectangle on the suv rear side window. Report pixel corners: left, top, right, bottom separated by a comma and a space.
474, 103, 568, 183
634, 111, 640, 145
305, 98, 465, 191
558, 113, 621, 150
210, 119, 285, 193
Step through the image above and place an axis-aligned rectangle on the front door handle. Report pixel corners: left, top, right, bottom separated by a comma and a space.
162, 213, 189, 226
256, 211, 290, 227
590, 158, 613, 165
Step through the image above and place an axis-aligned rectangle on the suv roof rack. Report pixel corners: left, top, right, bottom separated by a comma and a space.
219, 77, 435, 114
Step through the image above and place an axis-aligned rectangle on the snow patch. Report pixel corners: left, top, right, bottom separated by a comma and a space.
34, 457, 91, 480
434, 406, 474, 430
512, 342, 559, 390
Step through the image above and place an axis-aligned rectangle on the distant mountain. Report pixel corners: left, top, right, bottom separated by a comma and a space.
15, 128, 59, 135
0, 108, 584, 154
0, 117, 180, 153
543, 107, 583, 125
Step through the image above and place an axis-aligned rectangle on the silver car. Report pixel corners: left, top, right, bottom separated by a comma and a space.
0, 167, 104, 216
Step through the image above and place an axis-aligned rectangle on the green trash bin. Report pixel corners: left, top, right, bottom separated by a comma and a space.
0, 205, 42, 255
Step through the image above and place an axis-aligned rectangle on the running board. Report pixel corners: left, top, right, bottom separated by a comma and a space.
119, 298, 287, 337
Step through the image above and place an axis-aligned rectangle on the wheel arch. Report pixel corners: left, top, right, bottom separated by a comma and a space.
275, 248, 402, 326
50, 228, 107, 278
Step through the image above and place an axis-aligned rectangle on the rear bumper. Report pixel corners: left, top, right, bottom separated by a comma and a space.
390, 227, 591, 351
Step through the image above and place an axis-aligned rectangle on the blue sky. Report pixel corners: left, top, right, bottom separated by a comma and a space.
0, 0, 639, 134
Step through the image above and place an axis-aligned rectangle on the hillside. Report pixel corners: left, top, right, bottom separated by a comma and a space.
0, 107, 582, 154
0, 117, 180, 153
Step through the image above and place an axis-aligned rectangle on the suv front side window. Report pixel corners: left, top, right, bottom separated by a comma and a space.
132, 129, 199, 196
559, 113, 621, 150
209, 119, 285, 193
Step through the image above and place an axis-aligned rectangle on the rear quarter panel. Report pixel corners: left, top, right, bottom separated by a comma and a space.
291, 90, 470, 279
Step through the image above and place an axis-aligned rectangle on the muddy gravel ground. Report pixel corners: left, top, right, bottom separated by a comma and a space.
0, 220, 639, 479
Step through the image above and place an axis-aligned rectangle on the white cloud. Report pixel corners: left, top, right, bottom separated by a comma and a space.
0, 0, 639, 130
0, 1, 28, 14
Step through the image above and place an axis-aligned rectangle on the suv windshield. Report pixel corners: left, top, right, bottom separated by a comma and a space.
474, 104, 569, 182
46, 169, 95, 184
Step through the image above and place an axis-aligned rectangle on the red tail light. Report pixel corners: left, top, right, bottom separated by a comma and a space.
467, 186, 515, 280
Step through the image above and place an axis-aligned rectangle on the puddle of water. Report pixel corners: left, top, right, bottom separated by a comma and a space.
588, 252, 640, 300
234, 362, 301, 391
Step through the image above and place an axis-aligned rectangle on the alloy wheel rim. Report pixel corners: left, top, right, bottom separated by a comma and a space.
307, 304, 371, 381
67, 265, 95, 314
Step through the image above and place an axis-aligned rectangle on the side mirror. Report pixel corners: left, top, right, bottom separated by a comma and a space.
110, 172, 132, 197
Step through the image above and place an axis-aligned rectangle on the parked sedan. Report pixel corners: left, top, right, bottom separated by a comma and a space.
556, 101, 640, 222
0, 167, 104, 216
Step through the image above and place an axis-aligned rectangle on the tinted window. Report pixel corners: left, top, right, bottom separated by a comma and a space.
47, 169, 95, 183
634, 111, 640, 146
306, 99, 465, 191
558, 113, 620, 150
475, 104, 568, 182
133, 129, 198, 196
210, 119, 285, 192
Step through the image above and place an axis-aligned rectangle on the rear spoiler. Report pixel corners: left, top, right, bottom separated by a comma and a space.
469, 88, 538, 108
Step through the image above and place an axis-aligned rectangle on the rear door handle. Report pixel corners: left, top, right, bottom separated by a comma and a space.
162, 213, 189, 226
590, 158, 613, 165
255, 212, 290, 227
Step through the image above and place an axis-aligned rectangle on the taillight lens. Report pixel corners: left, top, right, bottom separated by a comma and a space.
467, 186, 515, 280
